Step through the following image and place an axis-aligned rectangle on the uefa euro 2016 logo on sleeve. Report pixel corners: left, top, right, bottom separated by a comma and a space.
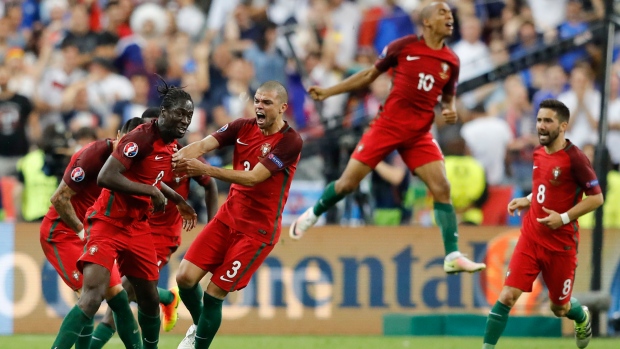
123, 142, 139, 157
268, 153, 284, 168
70, 167, 85, 182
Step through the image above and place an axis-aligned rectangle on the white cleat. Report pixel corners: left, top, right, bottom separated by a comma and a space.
443, 252, 486, 274
289, 206, 318, 240
177, 324, 197, 349
575, 306, 592, 349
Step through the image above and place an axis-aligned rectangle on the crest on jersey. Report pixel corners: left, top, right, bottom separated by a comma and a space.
439, 62, 450, 80
89, 245, 98, 255
70, 167, 85, 182
217, 124, 229, 133
550, 166, 562, 186
123, 142, 139, 157
260, 143, 271, 158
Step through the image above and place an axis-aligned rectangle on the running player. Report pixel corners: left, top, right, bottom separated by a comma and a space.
172, 81, 302, 349
289, 1, 485, 274
50, 82, 197, 349
482, 99, 602, 349
41, 117, 144, 349
89, 109, 219, 349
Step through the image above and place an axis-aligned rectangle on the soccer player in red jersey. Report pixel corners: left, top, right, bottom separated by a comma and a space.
50, 82, 198, 349
482, 99, 603, 349
89, 112, 220, 349
41, 117, 144, 349
289, 1, 484, 274
172, 81, 302, 349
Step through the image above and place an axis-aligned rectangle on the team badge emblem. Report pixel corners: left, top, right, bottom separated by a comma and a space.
89, 246, 98, 255
260, 143, 271, 158
550, 166, 562, 186
439, 62, 450, 80
123, 142, 139, 157
217, 124, 229, 133
70, 167, 85, 182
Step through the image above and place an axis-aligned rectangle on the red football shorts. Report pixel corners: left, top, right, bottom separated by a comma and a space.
78, 214, 159, 281
183, 218, 274, 292
152, 233, 181, 269
40, 217, 121, 291
505, 233, 577, 305
352, 124, 443, 170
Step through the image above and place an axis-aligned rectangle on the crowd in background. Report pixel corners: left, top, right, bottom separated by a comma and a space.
2, 0, 620, 227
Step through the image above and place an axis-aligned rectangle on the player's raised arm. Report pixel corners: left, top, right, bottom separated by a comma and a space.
98, 156, 166, 211
175, 159, 272, 187
172, 135, 220, 162
308, 66, 382, 101
50, 181, 84, 238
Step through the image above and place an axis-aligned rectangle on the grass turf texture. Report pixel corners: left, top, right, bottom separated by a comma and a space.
1, 335, 619, 349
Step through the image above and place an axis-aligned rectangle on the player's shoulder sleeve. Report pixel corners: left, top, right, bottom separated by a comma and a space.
192, 156, 213, 186
111, 124, 155, 169
211, 118, 253, 147
567, 144, 601, 196
374, 34, 419, 73
62, 139, 113, 193
260, 125, 303, 174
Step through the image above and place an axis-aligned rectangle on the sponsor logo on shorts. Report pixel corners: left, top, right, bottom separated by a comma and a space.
123, 142, 139, 157
217, 124, 229, 133
71, 167, 85, 182
268, 153, 284, 168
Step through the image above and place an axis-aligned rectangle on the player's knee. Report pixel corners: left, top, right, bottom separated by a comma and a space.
498, 289, 519, 307
77, 290, 105, 317
176, 272, 197, 289
429, 180, 451, 202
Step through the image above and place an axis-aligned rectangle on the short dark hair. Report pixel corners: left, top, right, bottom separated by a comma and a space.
74, 127, 98, 142
539, 99, 570, 123
258, 80, 288, 103
141, 107, 161, 121
120, 117, 145, 135
156, 77, 192, 110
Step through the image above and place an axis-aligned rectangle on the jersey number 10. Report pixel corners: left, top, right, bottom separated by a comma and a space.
417, 73, 435, 92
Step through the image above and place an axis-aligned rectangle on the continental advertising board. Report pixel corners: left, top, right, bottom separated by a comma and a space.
1, 223, 619, 335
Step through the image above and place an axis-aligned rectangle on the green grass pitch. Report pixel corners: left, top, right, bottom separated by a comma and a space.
1, 335, 619, 349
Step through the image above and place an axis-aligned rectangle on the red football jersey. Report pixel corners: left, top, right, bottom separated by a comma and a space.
149, 156, 212, 236
374, 35, 460, 133
44, 139, 114, 231
212, 118, 302, 244
522, 141, 601, 253
92, 121, 176, 224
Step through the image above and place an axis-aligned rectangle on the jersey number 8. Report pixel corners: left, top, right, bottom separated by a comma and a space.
536, 184, 546, 204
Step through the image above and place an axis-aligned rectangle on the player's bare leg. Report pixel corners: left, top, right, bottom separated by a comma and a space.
482, 286, 521, 349
177, 259, 209, 349
414, 160, 485, 274
127, 276, 161, 349
289, 158, 373, 240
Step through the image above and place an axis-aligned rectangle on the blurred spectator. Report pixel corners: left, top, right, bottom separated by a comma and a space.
531, 64, 568, 114
176, 0, 206, 41
526, 0, 568, 33
607, 70, 620, 167
0, 63, 35, 177
110, 72, 150, 132
209, 57, 255, 128
61, 82, 103, 134
63, 4, 99, 67
510, 20, 543, 59
557, 0, 591, 72
461, 104, 513, 186
558, 64, 600, 149
3, 2, 28, 49
35, 39, 86, 129
5, 47, 36, 98
101, 0, 133, 38
358, 0, 415, 55
322, 0, 362, 71
94, 31, 119, 61
452, 16, 492, 82
241, 21, 287, 88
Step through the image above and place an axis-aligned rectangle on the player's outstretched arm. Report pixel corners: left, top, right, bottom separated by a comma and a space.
98, 156, 166, 211
50, 180, 84, 238
173, 135, 220, 162
309, 66, 382, 101
175, 159, 271, 187
507, 196, 531, 217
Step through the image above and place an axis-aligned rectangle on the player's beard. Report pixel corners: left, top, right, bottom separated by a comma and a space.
538, 128, 560, 146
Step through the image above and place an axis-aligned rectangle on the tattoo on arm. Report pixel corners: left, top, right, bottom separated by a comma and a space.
50, 181, 83, 233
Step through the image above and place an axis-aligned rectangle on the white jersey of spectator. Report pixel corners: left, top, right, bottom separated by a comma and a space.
327, 0, 362, 69
87, 73, 135, 124
308, 62, 348, 127
526, 0, 568, 32
37, 66, 86, 126
557, 88, 600, 149
177, 1, 206, 39
207, 0, 239, 34
607, 98, 620, 165
461, 114, 513, 185
452, 17, 493, 82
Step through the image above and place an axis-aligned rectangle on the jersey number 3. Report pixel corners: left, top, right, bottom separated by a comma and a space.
417, 73, 435, 92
